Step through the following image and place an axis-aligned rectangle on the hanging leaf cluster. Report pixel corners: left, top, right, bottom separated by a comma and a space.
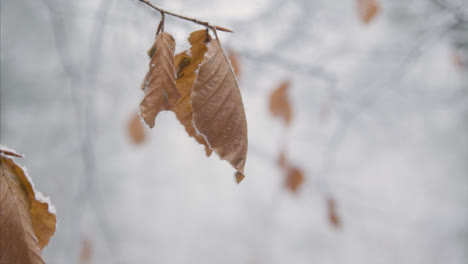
0, 149, 56, 263
139, 27, 248, 182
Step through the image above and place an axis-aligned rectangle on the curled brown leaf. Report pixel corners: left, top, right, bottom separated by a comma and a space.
191, 39, 248, 178
0, 155, 56, 263
140, 32, 181, 128
173, 30, 213, 157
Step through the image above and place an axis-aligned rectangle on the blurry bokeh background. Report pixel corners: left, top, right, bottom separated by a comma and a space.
1, 0, 468, 263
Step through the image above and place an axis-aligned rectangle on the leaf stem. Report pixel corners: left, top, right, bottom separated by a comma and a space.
137, 0, 234, 33
156, 12, 165, 34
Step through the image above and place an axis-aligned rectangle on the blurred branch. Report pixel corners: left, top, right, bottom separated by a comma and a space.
432, 0, 468, 23
39, 0, 82, 124
39, 0, 118, 260
239, 49, 336, 83
305, 13, 460, 204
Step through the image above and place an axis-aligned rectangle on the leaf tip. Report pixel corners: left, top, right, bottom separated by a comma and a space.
235, 171, 245, 184
214, 25, 235, 33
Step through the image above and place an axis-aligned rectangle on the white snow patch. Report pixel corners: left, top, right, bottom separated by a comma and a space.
192, 117, 213, 150
11, 159, 57, 218
221, 45, 240, 84
17, 163, 35, 188
35, 191, 57, 215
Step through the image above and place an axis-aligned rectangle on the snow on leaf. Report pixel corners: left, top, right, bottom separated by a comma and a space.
173, 30, 213, 157
140, 32, 181, 128
269, 80, 293, 126
191, 39, 248, 178
0, 155, 56, 263
0, 144, 24, 158
228, 50, 241, 78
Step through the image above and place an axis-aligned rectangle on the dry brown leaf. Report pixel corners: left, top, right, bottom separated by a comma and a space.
269, 80, 293, 125
191, 39, 248, 179
140, 32, 181, 128
173, 30, 213, 157
357, 0, 380, 24
128, 112, 146, 144
0, 155, 56, 263
228, 50, 241, 78
285, 167, 304, 193
327, 197, 341, 229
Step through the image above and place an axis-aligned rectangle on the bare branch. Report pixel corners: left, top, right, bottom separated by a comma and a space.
136, 0, 234, 33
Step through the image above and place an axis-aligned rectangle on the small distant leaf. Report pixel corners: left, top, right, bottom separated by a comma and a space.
327, 197, 341, 229
140, 32, 181, 128
191, 39, 248, 177
79, 237, 92, 263
357, 0, 380, 24
285, 167, 304, 193
277, 150, 288, 170
173, 30, 213, 157
228, 50, 241, 78
0, 154, 56, 263
452, 51, 465, 68
269, 80, 293, 125
128, 112, 146, 144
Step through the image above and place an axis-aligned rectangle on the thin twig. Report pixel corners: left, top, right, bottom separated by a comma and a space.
0, 150, 23, 158
136, 0, 234, 33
